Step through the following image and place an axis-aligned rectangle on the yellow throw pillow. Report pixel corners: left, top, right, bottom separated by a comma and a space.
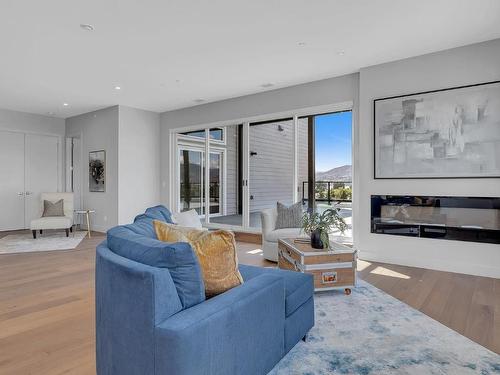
189, 230, 244, 297
153, 220, 206, 242
154, 221, 243, 297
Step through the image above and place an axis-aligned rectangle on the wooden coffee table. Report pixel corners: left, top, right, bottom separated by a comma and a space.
278, 238, 357, 294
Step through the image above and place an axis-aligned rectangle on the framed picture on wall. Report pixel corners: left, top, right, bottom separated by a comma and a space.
374, 80, 500, 179
89, 150, 106, 192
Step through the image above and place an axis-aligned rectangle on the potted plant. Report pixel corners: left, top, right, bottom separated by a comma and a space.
301, 208, 348, 249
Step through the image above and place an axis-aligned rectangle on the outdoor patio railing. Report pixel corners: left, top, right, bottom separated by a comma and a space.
180, 182, 220, 201
302, 181, 352, 206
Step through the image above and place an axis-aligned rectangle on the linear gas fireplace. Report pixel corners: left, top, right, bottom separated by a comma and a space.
371, 195, 500, 244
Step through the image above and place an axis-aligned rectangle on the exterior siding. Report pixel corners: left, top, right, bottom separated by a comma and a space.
248, 120, 295, 212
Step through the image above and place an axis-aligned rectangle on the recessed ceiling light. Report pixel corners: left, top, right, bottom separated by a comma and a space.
80, 24, 94, 31
261, 83, 274, 88
337, 50, 345, 56
114, 86, 121, 90
194, 99, 205, 103
63, 103, 69, 106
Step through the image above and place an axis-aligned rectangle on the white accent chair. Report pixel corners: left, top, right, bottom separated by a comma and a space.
30, 192, 74, 238
261, 207, 305, 262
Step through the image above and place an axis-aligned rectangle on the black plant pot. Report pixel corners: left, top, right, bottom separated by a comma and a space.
310, 229, 324, 249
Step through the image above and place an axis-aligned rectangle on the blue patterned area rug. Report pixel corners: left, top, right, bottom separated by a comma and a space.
269, 280, 500, 375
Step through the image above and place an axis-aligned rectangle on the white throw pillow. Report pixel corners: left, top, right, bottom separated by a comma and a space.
172, 209, 203, 229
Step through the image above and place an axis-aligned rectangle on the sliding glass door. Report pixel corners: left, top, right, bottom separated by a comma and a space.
208, 152, 222, 215
178, 147, 224, 215
172, 107, 353, 239
205, 124, 244, 227
299, 111, 353, 242
177, 126, 234, 223
179, 148, 205, 215
248, 118, 295, 229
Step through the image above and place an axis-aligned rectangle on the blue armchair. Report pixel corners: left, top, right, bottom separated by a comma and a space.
96, 206, 314, 375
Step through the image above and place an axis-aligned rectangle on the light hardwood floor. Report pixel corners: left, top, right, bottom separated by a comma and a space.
0, 230, 498, 375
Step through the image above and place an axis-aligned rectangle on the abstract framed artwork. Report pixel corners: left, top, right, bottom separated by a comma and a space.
89, 150, 106, 192
374, 80, 500, 179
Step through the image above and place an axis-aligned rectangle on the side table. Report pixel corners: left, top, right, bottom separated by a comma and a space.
74, 209, 96, 238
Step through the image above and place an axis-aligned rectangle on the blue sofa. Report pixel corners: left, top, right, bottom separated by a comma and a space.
96, 206, 314, 375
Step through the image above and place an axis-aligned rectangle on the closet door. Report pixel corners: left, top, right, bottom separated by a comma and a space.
25, 134, 59, 226
0, 131, 26, 230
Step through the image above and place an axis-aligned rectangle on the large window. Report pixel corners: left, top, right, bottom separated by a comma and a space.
171, 107, 353, 241
299, 111, 353, 241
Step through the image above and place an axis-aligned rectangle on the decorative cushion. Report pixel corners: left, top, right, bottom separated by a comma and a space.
107, 225, 205, 309
172, 209, 203, 229
153, 220, 206, 243
275, 202, 302, 229
42, 199, 64, 217
155, 221, 243, 297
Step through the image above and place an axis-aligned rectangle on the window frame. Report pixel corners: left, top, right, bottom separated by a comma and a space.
177, 127, 226, 145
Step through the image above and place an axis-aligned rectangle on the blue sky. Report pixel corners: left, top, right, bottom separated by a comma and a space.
315, 111, 352, 172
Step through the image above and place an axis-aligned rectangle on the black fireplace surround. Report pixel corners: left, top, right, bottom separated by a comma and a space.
371, 195, 500, 244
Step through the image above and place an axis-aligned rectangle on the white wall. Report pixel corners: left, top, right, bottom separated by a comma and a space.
58, 37, 500, 277
355, 38, 500, 278
0, 108, 65, 136
0, 108, 66, 189
66, 106, 119, 232
118, 106, 161, 224
65, 105, 161, 230
160, 73, 359, 207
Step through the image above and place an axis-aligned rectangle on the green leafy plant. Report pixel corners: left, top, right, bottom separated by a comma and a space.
331, 186, 352, 200
301, 208, 348, 249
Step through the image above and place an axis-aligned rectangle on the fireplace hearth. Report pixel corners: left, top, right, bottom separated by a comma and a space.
371, 195, 500, 244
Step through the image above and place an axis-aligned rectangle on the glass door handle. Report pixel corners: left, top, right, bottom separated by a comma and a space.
17, 192, 25, 196
25, 191, 33, 195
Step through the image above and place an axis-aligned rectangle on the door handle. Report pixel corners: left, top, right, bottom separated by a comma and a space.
17, 192, 24, 196
25, 191, 33, 195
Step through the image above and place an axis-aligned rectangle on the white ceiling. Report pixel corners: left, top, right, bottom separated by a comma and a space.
1, 0, 500, 118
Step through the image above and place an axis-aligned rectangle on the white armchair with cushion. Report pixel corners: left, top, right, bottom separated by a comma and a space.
261, 206, 305, 262
30, 192, 74, 238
